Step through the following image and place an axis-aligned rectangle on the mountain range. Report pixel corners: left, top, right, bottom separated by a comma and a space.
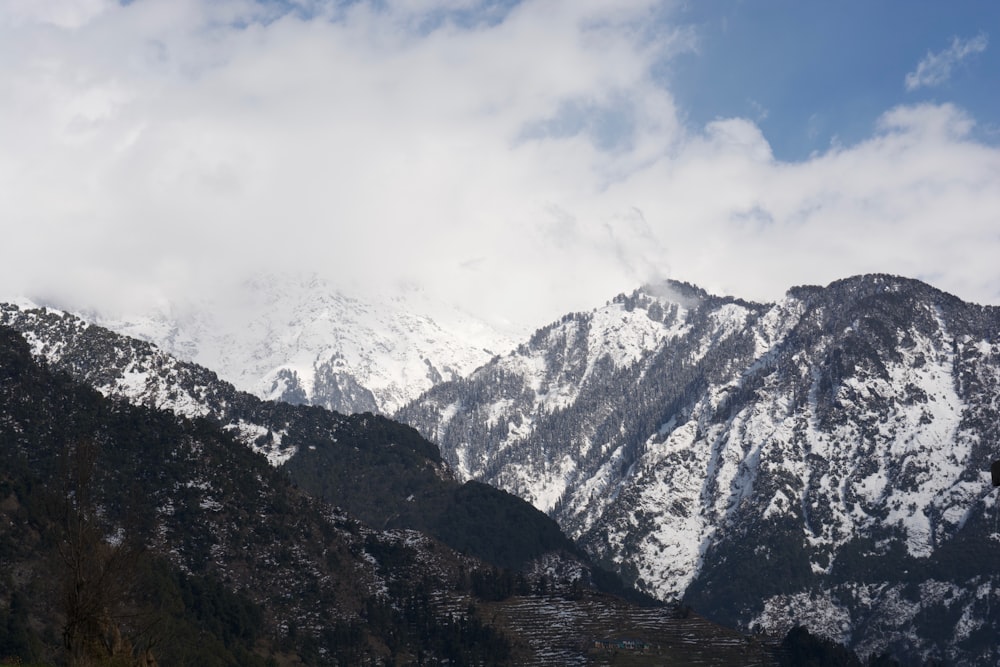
4, 272, 997, 664
0, 299, 787, 665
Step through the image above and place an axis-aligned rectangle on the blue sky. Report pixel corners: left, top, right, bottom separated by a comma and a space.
669, 1, 999, 161
0, 0, 998, 329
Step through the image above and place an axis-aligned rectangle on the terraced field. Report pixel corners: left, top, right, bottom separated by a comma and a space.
436, 590, 782, 666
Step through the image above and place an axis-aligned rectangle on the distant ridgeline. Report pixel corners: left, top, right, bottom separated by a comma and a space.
0, 301, 586, 573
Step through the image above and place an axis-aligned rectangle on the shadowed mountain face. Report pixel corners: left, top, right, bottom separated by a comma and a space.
397, 274, 1000, 665
0, 324, 507, 664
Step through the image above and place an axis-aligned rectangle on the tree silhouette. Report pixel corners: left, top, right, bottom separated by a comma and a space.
56, 439, 153, 667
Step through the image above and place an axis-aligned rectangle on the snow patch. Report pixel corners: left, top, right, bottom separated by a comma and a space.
225, 420, 297, 466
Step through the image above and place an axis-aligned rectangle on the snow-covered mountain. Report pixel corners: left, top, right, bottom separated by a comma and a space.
8, 272, 1000, 663
397, 275, 1000, 665
0, 320, 784, 665
88, 273, 516, 415
0, 300, 597, 579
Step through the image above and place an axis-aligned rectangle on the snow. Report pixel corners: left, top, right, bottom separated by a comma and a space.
753, 591, 853, 646
225, 420, 297, 466
511, 454, 578, 514
763, 490, 792, 520
689, 303, 749, 363
584, 302, 675, 373
752, 297, 806, 358
200, 497, 223, 511
436, 401, 461, 430
95, 273, 518, 414
1, 296, 40, 311
434, 280, 1000, 630
454, 446, 471, 480
9, 277, 1000, 661
442, 290, 702, 514
608, 420, 714, 600
856, 472, 888, 504
18, 329, 48, 358
485, 398, 515, 428
953, 587, 985, 643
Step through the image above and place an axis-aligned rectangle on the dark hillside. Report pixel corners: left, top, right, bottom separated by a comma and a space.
0, 325, 511, 664
0, 304, 594, 575
0, 323, 787, 665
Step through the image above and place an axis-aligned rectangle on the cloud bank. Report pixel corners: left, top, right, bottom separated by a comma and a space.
1, 1, 999, 330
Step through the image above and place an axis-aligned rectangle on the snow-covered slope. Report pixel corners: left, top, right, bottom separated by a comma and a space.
397, 275, 1000, 665
92, 273, 515, 415
0, 300, 304, 465
399, 284, 703, 505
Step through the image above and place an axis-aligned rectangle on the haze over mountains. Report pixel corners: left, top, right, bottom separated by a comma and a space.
4, 2, 999, 664
35, 273, 518, 416
3, 272, 1000, 665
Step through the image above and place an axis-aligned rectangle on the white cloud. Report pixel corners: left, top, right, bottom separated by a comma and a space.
1, 1, 999, 331
0, 0, 114, 29
905, 33, 988, 91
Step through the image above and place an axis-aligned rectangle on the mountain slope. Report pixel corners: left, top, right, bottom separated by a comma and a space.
0, 324, 515, 664
397, 274, 1000, 665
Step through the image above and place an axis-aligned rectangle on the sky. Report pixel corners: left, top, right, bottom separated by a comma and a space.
1, 0, 999, 332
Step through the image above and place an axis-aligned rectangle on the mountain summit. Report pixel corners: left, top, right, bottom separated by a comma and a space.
0, 300, 785, 664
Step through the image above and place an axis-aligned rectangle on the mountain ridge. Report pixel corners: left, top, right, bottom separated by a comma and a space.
0, 300, 584, 577
6, 272, 997, 663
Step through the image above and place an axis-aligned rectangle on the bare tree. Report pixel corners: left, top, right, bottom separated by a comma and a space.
56, 439, 155, 667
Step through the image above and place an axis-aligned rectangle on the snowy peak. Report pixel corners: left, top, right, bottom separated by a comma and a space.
0, 301, 301, 465
398, 284, 756, 502
91, 273, 516, 415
